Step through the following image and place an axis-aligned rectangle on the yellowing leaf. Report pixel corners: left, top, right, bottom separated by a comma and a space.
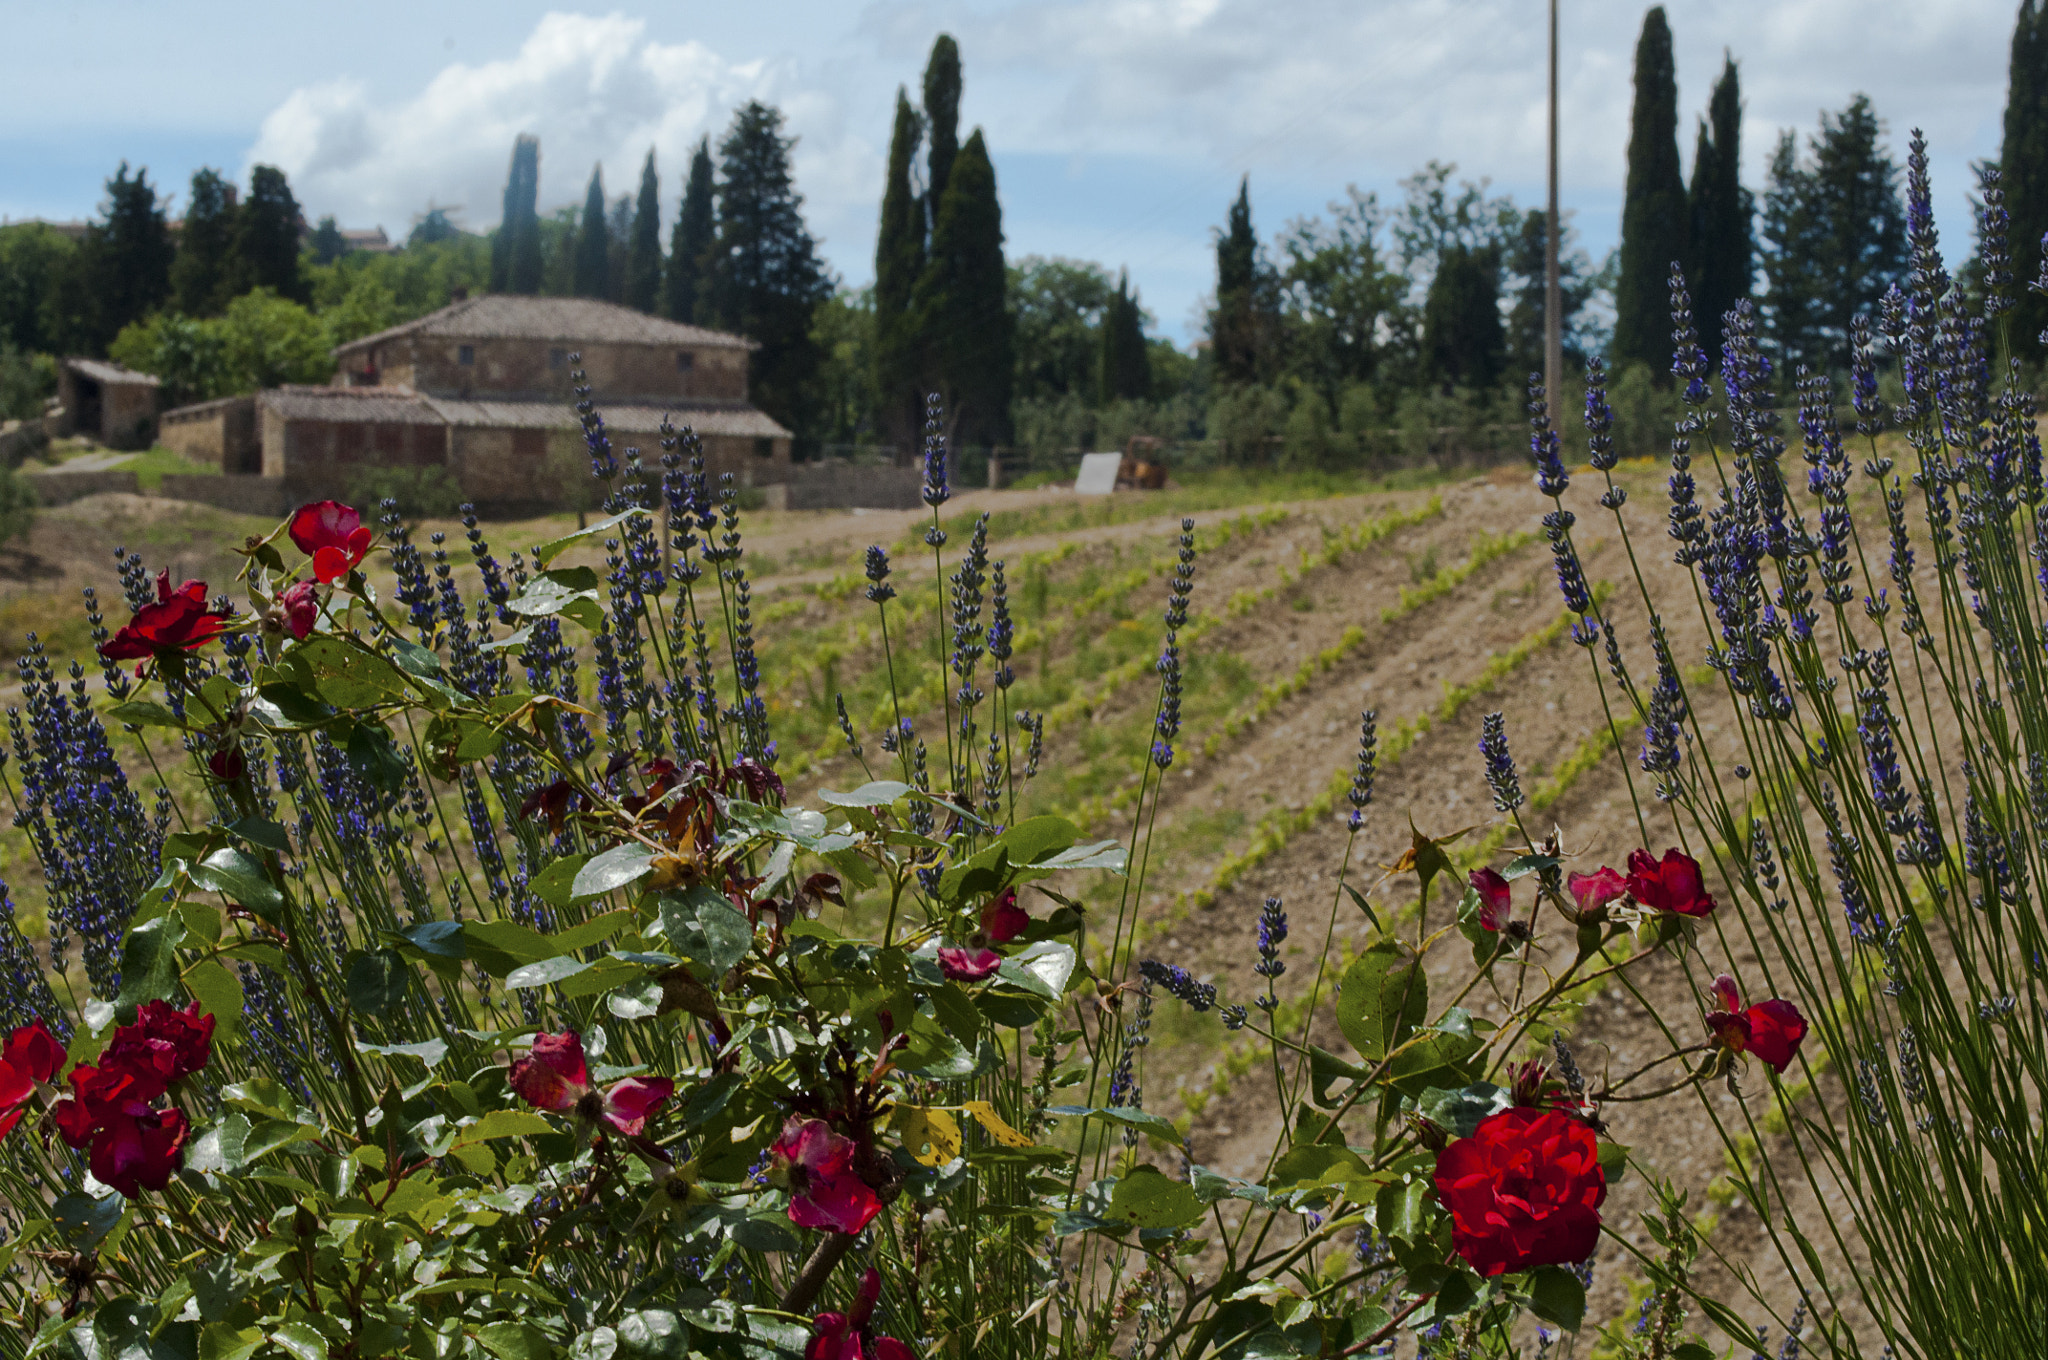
897, 1106, 962, 1166
957, 1100, 1032, 1148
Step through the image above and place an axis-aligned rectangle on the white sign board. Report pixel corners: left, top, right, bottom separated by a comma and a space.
1075, 452, 1121, 495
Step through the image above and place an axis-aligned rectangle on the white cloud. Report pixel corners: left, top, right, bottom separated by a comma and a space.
247, 11, 879, 249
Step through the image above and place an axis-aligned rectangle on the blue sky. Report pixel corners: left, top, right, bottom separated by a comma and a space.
0, 1, 2017, 343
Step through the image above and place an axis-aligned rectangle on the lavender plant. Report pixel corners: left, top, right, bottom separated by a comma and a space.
0, 372, 1739, 1360
1532, 136, 2048, 1358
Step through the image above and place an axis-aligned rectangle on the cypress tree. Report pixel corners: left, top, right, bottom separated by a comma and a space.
664, 138, 715, 323
705, 101, 831, 440
492, 135, 543, 295
573, 167, 610, 300
1209, 177, 1270, 384
309, 216, 347, 267
923, 36, 962, 217
85, 162, 174, 351
1097, 270, 1150, 404
1686, 56, 1751, 363
1613, 6, 1688, 375
2003, 0, 2048, 356
233, 165, 304, 303
873, 90, 926, 452
910, 129, 1012, 445
1421, 243, 1505, 389
626, 150, 663, 312
171, 168, 237, 316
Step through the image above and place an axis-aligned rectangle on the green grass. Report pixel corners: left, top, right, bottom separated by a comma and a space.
114, 446, 220, 491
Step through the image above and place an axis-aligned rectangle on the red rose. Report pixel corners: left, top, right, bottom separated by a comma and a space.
937, 946, 1001, 982
771, 1117, 882, 1235
510, 1030, 674, 1137
1625, 847, 1716, 917
289, 501, 374, 584
99, 572, 228, 663
280, 579, 320, 640
1433, 1106, 1606, 1276
808, 1266, 914, 1360
981, 888, 1028, 944
1468, 868, 1512, 932
1567, 866, 1627, 916
1705, 976, 1807, 1074
0, 1019, 64, 1139
103, 1000, 215, 1084
207, 749, 245, 782
52, 1060, 190, 1198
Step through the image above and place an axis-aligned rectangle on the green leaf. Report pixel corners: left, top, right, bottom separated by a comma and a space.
185, 1114, 251, 1174
268, 1322, 328, 1360
197, 1325, 264, 1360
657, 886, 753, 975
993, 815, 1081, 866
189, 1255, 238, 1323
51, 1191, 125, 1250
612, 1310, 691, 1360
1596, 1140, 1630, 1186
1342, 883, 1382, 933
288, 634, 412, 708
533, 508, 654, 568
114, 913, 187, 1013
454, 1110, 553, 1147
344, 948, 408, 1015
398, 920, 468, 959
1526, 1264, 1586, 1330
1336, 940, 1427, 1062
1269, 1142, 1366, 1188
475, 1322, 553, 1360
507, 566, 605, 630
573, 844, 658, 900
239, 1118, 321, 1165
105, 699, 185, 730
1102, 1165, 1204, 1230
530, 854, 592, 908
463, 919, 557, 976
181, 959, 244, 1044
345, 721, 411, 795
229, 817, 291, 855
92, 1296, 159, 1360
506, 955, 595, 989
355, 1037, 449, 1069
1190, 1166, 1268, 1205
1048, 1105, 1184, 1149
1502, 853, 1561, 882
1415, 1083, 1510, 1138
390, 636, 444, 678
249, 682, 336, 730
1308, 1046, 1366, 1107
189, 847, 283, 914
818, 780, 912, 807
997, 941, 1077, 999
1037, 839, 1127, 872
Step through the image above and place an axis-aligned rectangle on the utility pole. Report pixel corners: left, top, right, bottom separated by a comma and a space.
1545, 0, 1563, 415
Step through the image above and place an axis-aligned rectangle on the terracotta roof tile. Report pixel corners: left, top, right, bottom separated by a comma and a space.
424, 397, 790, 440
333, 295, 754, 354
256, 385, 442, 424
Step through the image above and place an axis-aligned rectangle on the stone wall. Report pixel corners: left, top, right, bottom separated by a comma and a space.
23, 469, 141, 504
401, 337, 748, 405
161, 396, 259, 473
0, 420, 50, 468
271, 415, 448, 501
157, 475, 288, 517
771, 462, 924, 512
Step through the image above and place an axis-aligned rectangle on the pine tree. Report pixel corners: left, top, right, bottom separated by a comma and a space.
923, 36, 962, 217
491, 135, 543, 295
1422, 243, 1505, 389
1097, 269, 1151, 404
910, 129, 1012, 446
705, 101, 831, 440
233, 165, 304, 303
1686, 56, 1752, 364
664, 138, 715, 323
873, 90, 926, 452
85, 163, 174, 351
626, 150, 663, 312
171, 168, 237, 316
1757, 97, 1907, 371
1613, 6, 1687, 375
1209, 177, 1274, 384
2003, 0, 2048, 356
309, 216, 347, 267
573, 166, 610, 300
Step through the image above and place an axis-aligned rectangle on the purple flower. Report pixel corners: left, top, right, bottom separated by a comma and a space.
1479, 712, 1523, 813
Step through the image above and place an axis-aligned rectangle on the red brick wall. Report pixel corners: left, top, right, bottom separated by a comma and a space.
400, 337, 747, 403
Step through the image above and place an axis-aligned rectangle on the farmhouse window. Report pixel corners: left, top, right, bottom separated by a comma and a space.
676, 351, 695, 371
549, 348, 568, 369
457, 345, 475, 366
754, 437, 773, 459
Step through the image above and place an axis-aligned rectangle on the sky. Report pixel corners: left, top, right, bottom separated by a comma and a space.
0, 1, 2021, 343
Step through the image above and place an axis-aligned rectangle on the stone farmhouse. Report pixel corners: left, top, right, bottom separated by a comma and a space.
160, 295, 792, 511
